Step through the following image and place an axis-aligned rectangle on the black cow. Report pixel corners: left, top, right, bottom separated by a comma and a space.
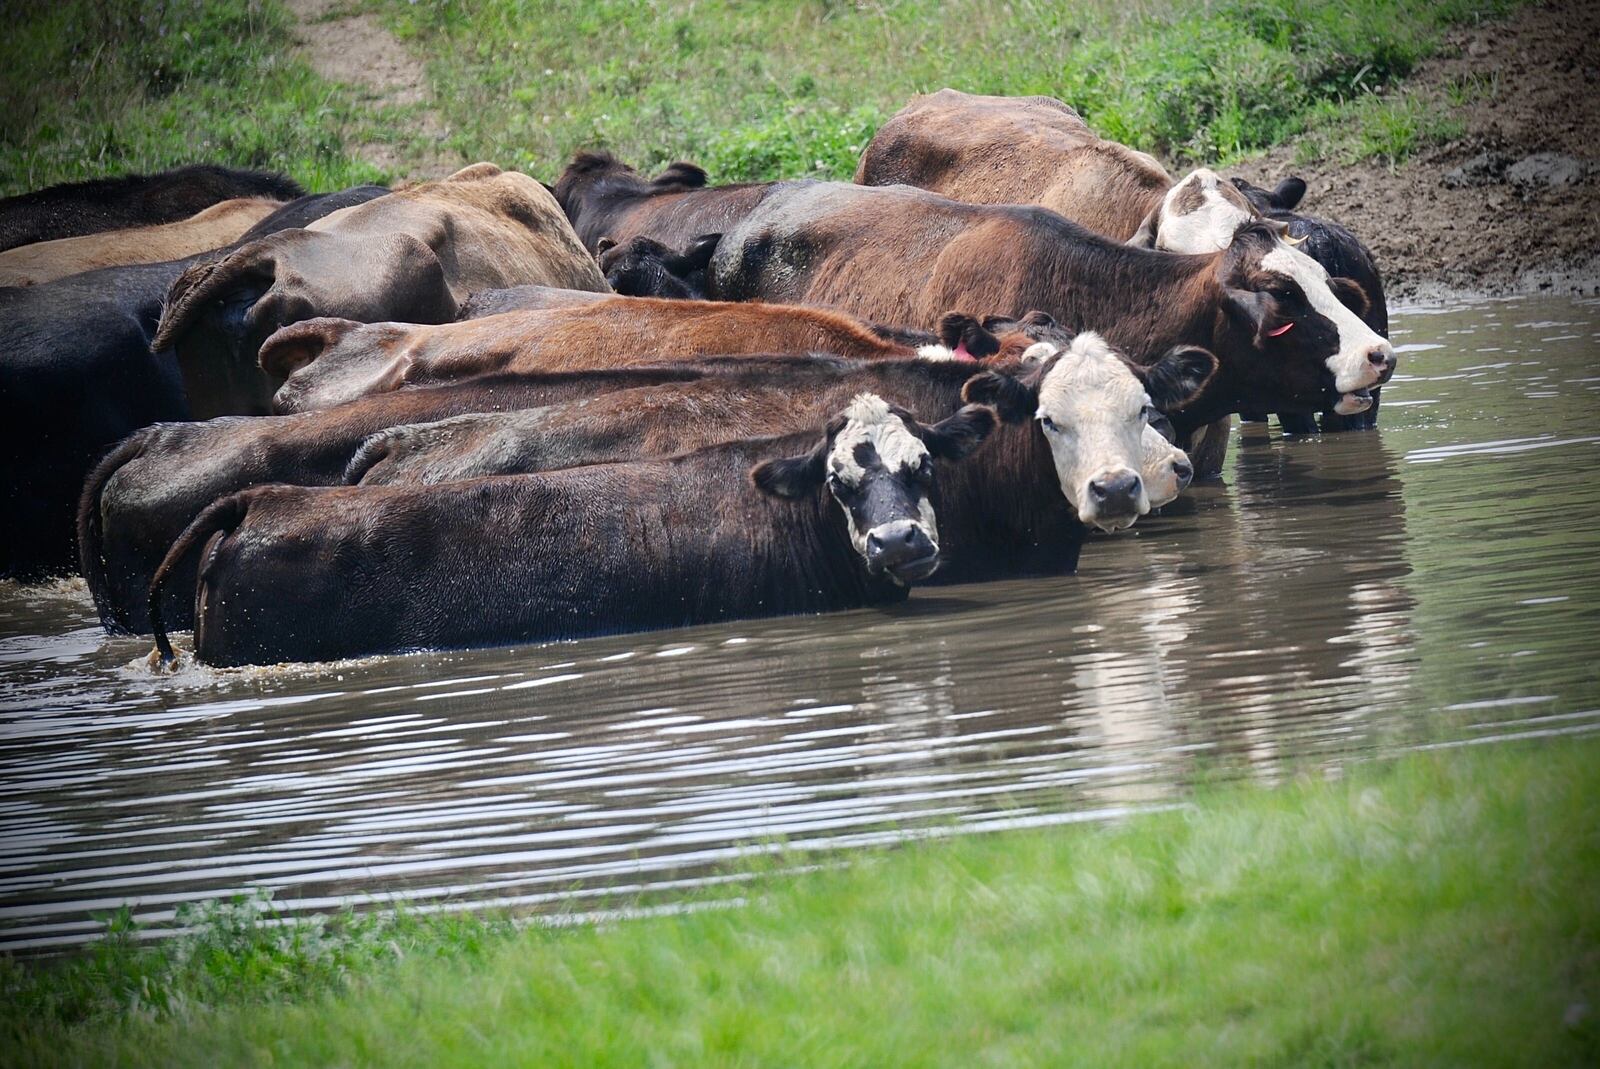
149, 396, 996, 666
0, 185, 388, 579
0, 165, 304, 253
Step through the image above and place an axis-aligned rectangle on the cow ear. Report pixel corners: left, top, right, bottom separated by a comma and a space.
751, 439, 828, 499
961, 370, 1036, 423
1327, 276, 1369, 318
683, 233, 721, 269
923, 404, 997, 460
258, 318, 364, 380
595, 236, 617, 257
1270, 176, 1307, 210
1126, 206, 1160, 248
1137, 346, 1219, 411
937, 312, 1000, 358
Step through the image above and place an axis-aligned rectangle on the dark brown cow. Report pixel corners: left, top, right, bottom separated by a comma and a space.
151, 164, 609, 419
0, 165, 303, 253
856, 89, 1389, 435
80, 366, 719, 635
148, 396, 997, 667
259, 298, 1048, 413
597, 233, 720, 299
552, 150, 785, 254
706, 181, 1395, 465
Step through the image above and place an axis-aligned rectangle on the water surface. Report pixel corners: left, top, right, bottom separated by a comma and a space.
3, 295, 1597, 950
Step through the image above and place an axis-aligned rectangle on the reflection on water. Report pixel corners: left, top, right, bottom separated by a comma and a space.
2, 296, 1598, 951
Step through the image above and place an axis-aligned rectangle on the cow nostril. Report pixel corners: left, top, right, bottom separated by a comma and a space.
1173, 461, 1193, 482
866, 533, 884, 555
1368, 347, 1394, 367
901, 527, 917, 545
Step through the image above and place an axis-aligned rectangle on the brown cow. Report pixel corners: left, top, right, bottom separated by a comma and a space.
148, 395, 998, 667
706, 181, 1395, 468
151, 163, 609, 418
0, 198, 287, 287
856, 89, 1389, 437
258, 297, 1054, 413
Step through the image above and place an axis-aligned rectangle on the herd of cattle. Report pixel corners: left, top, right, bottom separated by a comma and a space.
0, 90, 1397, 668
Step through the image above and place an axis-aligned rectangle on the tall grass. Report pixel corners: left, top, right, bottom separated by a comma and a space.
5, 737, 1596, 1066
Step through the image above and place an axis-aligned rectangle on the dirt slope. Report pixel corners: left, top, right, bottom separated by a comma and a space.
1232, 0, 1599, 301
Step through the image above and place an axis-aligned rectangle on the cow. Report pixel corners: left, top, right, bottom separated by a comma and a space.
0, 197, 290, 287
150, 163, 608, 419
597, 233, 721, 299
147, 394, 998, 667
0, 164, 304, 253
258, 298, 1054, 413
0, 184, 389, 580
552, 150, 787, 254
855, 89, 1389, 436
704, 181, 1395, 469
343, 345, 1197, 512
455, 284, 612, 319
80, 365, 720, 635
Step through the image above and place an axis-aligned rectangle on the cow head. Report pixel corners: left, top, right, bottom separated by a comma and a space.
963, 333, 1217, 531
1213, 222, 1395, 415
597, 233, 720, 299
752, 393, 997, 583
1129, 168, 1258, 255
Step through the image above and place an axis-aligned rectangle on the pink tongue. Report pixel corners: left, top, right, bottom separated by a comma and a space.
953, 341, 977, 361
1266, 322, 1294, 338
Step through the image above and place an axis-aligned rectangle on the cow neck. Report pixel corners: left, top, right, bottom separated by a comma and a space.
933, 417, 1081, 579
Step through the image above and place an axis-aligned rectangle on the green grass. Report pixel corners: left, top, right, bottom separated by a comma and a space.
0, 0, 393, 196
373, 0, 1521, 181
5, 737, 1596, 1067
2, 0, 1522, 197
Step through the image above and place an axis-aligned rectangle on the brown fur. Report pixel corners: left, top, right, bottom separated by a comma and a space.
0, 198, 286, 286
855, 89, 1171, 239
261, 296, 1043, 413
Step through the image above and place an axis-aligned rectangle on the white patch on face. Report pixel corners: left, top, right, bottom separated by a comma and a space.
916, 344, 957, 361
1034, 332, 1152, 531
1140, 426, 1192, 508
1019, 341, 1059, 364
1155, 169, 1256, 254
1259, 246, 1394, 394
826, 392, 938, 560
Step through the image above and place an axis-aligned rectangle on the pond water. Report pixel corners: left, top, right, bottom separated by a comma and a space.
2, 295, 1598, 951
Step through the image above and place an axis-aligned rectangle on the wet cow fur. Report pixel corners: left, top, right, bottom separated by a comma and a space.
259, 297, 1049, 412
0, 184, 388, 579
148, 398, 996, 667
0, 164, 304, 253
80, 365, 720, 635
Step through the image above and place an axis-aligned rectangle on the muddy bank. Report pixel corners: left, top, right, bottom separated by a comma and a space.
1232, 0, 1599, 302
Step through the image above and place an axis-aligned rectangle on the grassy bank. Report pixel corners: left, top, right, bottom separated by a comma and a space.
5, 737, 1596, 1066
2, 0, 1523, 197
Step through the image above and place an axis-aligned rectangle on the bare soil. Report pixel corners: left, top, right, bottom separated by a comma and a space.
1233, 0, 1600, 302
283, 0, 456, 177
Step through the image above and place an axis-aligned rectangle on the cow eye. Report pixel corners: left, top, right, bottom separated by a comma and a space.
1139, 404, 1156, 424
1039, 415, 1059, 433
916, 456, 934, 482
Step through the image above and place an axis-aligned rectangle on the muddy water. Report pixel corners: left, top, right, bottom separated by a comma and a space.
3, 296, 1598, 951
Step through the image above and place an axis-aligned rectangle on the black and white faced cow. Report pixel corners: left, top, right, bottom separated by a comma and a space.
149, 394, 996, 666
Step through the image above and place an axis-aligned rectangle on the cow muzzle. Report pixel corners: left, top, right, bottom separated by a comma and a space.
865, 520, 939, 582
1084, 469, 1145, 531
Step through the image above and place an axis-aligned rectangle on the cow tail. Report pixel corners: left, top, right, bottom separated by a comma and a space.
148, 493, 249, 665
341, 430, 394, 485
77, 431, 150, 635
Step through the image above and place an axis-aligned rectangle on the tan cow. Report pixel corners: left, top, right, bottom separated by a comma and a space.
0, 197, 286, 287
151, 163, 609, 417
